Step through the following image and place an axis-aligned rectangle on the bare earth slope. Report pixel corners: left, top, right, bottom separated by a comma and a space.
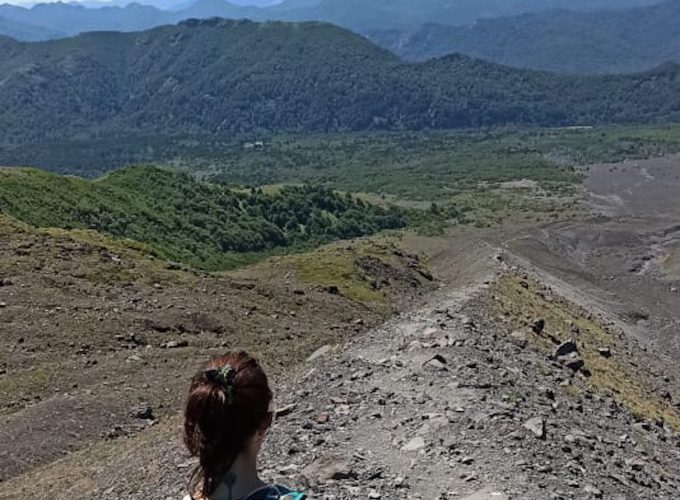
503, 155, 680, 357
0, 215, 433, 495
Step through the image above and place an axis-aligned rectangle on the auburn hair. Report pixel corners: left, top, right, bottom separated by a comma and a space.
184, 351, 273, 499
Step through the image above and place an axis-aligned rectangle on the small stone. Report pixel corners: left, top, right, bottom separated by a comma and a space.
559, 354, 585, 372
538, 386, 555, 400
275, 404, 297, 418
402, 437, 426, 451
584, 485, 603, 498
307, 345, 333, 362
510, 331, 528, 348
524, 416, 546, 439
176, 459, 198, 470
554, 340, 578, 358
462, 316, 475, 328
0, 302, 7, 308
531, 319, 545, 334
303, 457, 357, 481
461, 489, 509, 500
625, 458, 645, 471
632, 421, 651, 432
161, 340, 188, 349
598, 347, 612, 358
130, 404, 154, 420
554, 340, 584, 371
424, 354, 448, 371
314, 413, 330, 424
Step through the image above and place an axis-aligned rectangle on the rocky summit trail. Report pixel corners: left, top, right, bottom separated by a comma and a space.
256, 248, 680, 500
6, 237, 680, 500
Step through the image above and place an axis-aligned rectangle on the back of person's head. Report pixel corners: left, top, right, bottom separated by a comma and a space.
184, 351, 273, 499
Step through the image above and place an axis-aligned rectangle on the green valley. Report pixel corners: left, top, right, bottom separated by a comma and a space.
7, 124, 680, 239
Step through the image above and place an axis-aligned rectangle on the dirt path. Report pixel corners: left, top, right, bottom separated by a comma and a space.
258, 241, 502, 500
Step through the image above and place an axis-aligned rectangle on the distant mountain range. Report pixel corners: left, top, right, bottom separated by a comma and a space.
0, 14, 66, 40
369, 0, 680, 74
0, 0, 665, 41
1, 19, 680, 145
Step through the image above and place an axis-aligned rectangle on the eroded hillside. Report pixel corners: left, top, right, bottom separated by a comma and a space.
0, 213, 433, 489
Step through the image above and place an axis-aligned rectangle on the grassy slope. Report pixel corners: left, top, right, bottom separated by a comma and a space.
494, 273, 680, 432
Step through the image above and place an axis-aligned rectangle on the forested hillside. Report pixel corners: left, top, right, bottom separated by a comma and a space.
369, 0, 680, 74
1, 19, 680, 145
0, 166, 406, 269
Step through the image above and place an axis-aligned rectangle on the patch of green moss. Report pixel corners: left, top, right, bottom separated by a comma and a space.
291, 247, 387, 304
256, 240, 417, 305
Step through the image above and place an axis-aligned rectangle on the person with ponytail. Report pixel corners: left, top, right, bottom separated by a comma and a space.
183, 351, 305, 500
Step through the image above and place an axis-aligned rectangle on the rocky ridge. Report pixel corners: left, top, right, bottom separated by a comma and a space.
257, 251, 680, 500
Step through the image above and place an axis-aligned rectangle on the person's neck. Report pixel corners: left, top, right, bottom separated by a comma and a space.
210, 453, 265, 500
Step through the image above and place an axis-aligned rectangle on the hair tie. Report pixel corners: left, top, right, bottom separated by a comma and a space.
203, 364, 237, 404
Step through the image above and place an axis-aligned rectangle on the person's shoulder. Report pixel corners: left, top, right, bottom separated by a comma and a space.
249, 485, 306, 500
279, 493, 306, 500
274, 486, 306, 500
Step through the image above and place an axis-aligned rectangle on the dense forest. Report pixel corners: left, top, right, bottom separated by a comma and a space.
0, 166, 406, 269
1, 19, 680, 146
369, 0, 680, 74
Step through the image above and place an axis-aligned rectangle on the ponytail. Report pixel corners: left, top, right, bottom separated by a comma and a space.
184, 352, 273, 498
